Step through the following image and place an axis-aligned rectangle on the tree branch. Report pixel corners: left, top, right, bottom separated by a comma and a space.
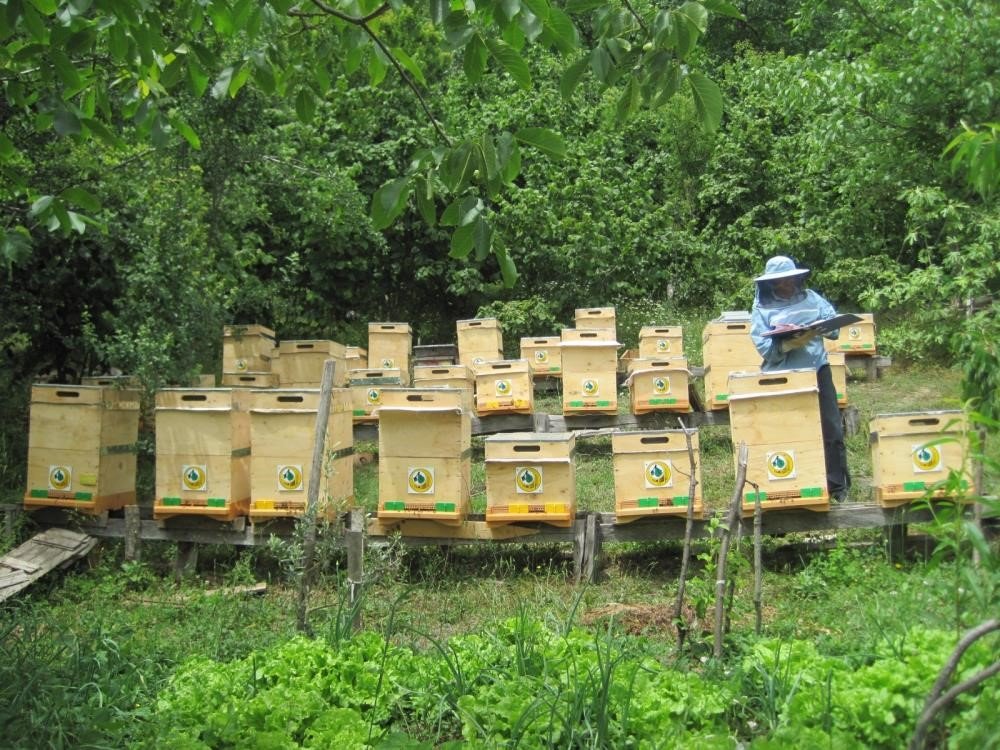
620, 0, 649, 35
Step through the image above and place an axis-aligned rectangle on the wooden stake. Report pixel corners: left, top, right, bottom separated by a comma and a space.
296, 358, 337, 635
714, 442, 748, 659
124, 505, 141, 562
753, 484, 763, 635
347, 507, 364, 631
672, 418, 699, 650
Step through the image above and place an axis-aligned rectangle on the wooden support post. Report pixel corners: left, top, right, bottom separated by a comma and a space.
573, 514, 600, 584
865, 356, 877, 382
347, 508, 365, 631
884, 521, 907, 564
3, 504, 21, 543
124, 505, 142, 562
174, 542, 199, 580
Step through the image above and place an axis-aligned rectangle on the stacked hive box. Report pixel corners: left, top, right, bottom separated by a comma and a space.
349, 368, 403, 422
638, 326, 684, 359
561, 329, 620, 415
345, 346, 368, 372
628, 358, 691, 414
222, 324, 276, 383
520, 337, 562, 378
457, 318, 503, 373
485, 432, 575, 527
612, 430, 703, 521
375, 388, 471, 525
24, 384, 140, 514
274, 340, 347, 387
221, 372, 279, 388
728, 369, 829, 513
574, 307, 616, 339
474, 360, 533, 416
413, 364, 474, 397
702, 313, 761, 410
826, 313, 876, 354
368, 323, 412, 384
247, 388, 353, 521
827, 352, 848, 406
154, 388, 251, 521
870, 411, 969, 508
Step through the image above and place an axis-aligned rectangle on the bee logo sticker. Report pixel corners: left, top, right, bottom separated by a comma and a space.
534, 350, 549, 364
235, 358, 248, 371
407, 468, 434, 494
912, 444, 942, 473
515, 466, 543, 494
656, 339, 670, 352
582, 378, 599, 396
652, 377, 670, 395
366, 388, 381, 405
181, 465, 208, 491
381, 358, 395, 368
644, 460, 672, 488
495, 379, 512, 396
277, 464, 303, 492
48, 465, 72, 491
848, 326, 861, 339
766, 451, 796, 480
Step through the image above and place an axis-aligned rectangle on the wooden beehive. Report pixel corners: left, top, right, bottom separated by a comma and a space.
612, 430, 703, 522
222, 324, 276, 373
24, 384, 140, 515
520, 337, 562, 378
80, 375, 141, 388
368, 322, 412, 384
574, 307, 616, 339
221, 371, 279, 388
474, 359, 533, 416
348, 369, 403, 422
413, 364, 474, 394
619, 348, 640, 375
701, 313, 761, 409
485, 432, 576, 527
638, 326, 684, 359
375, 388, 471, 525
561, 330, 620, 415
728, 369, 829, 513
456, 318, 504, 372
870, 411, 969, 507
826, 312, 876, 354
628, 358, 691, 414
273, 339, 348, 388
247, 388, 353, 521
154, 388, 251, 521
345, 345, 368, 372
827, 352, 848, 406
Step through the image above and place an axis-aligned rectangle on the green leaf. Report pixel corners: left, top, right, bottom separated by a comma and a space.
414, 176, 436, 226
66, 210, 86, 234
440, 198, 461, 226
545, 7, 578, 53
370, 177, 411, 230
484, 38, 531, 89
229, 63, 251, 97
564, 0, 605, 12
559, 55, 589, 99
150, 111, 170, 147
497, 132, 521, 183
687, 71, 722, 132
295, 87, 315, 122
30, 195, 54, 216
392, 47, 426, 86
83, 118, 125, 149
368, 49, 388, 86
211, 66, 234, 99
1, 227, 32, 269
108, 22, 128, 61
677, 1, 708, 33
443, 12, 475, 49
208, 0, 233, 34
457, 196, 484, 226
449, 221, 476, 258
521, 0, 549, 20
187, 58, 210, 97
499, 0, 520, 22
589, 45, 612, 84
441, 141, 476, 192
615, 73, 640, 123
494, 238, 518, 287
463, 35, 488, 83
473, 216, 493, 261
50, 49, 82, 91
0, 132, 15, 158
429, 0, 448, 24
515, 127, 565, 160
171, 115, 201, 150
701, 0, 743, 19
53, 108, 81, 136
60, 186, 100, 212
517, 8, 543, 43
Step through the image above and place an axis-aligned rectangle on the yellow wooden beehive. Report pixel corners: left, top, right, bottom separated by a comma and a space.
826, 313, 876, 354
154, 388, 251, 521
348, 368, 403, 422
221, 372, 279, 388
368, 322, 412, 384
870, 411, 969, 508
628, 358, 691, 414
413, 364, 474, 393
457, 318, 503, 372
612, 430, 703, 522
474, 359, 533, 416
701, 313, 761, 410
345, 345, 368, 372
638, 326, 684, 359
375, 388, 471, 526
728, 369, 829, 513
561, 329, 620, 415
247, 388, 353, 521
827, 352, 848, 407
80, 375, 140, 388
520, 337, 562, 378
222, 324, 276, 373
24, 384, 140, 515
273, 340, 348, 387
485, 432, 576, 527
574, 307, 616, 339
